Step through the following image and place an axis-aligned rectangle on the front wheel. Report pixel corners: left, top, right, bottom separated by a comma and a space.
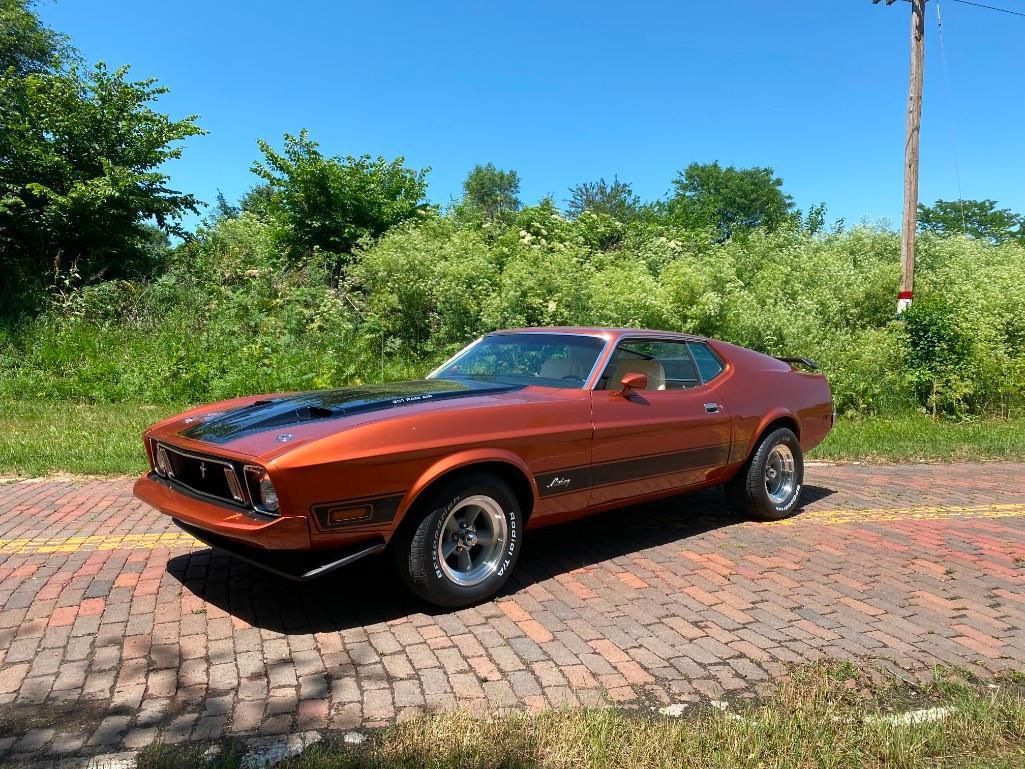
725, 427, 804, 521
393, 474, 523, 608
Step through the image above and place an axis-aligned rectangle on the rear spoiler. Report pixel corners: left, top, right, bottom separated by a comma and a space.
776, 356, 819, 370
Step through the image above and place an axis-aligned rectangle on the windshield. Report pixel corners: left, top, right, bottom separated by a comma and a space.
430, 333, 606, 389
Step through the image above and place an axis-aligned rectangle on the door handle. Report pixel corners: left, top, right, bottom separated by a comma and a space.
704, 402, 721, 414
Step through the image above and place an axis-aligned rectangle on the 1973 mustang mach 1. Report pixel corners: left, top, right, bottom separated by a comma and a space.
134, 328, 833, 607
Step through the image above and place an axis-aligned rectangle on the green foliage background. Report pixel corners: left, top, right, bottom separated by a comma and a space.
2, 202, 1024, 419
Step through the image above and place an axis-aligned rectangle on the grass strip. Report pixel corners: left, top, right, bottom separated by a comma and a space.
0, 399, 177, 477
809, 413, 1025, 463
133, 663, 1025, 769
2, 399, 1025, 477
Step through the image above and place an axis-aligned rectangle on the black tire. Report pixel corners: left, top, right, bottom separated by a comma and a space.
392, 473, 523, 608
725, 427, 804, 521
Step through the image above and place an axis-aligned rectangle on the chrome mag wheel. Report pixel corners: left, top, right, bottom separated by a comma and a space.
764, 444, 796, 506
437, 495, 508, 587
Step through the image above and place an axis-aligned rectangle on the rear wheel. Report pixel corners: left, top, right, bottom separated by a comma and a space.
725, 427, 803, 521
393, 474, 522, 608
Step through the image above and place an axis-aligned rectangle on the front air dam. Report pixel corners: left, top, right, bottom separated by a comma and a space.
173, 518, 385, 581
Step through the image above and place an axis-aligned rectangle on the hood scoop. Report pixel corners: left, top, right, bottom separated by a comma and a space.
179, 379, 522, 445
251, 403, 335, 428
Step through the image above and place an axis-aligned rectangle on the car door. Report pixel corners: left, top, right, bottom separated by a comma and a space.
588, 337, 733, 507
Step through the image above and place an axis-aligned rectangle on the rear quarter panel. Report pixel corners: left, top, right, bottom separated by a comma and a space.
708, 340, 833, 463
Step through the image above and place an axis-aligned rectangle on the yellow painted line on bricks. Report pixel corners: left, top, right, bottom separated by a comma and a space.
2, 504, 1025, 556
769, 502, 1025, 526
0, 531, 199, 555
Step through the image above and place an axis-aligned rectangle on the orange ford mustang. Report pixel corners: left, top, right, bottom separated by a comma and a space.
134, 327, 833, 607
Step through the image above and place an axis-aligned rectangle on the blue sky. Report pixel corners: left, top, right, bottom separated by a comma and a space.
39, 0, 1025, 229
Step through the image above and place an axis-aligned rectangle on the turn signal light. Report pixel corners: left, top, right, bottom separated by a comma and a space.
327, 505, 372, 525
224, 468, 245, 503
155, 445, 174, 478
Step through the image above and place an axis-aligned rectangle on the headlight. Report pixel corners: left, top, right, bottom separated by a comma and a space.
243, 465, 281, 516
155, 445, 174, 477
258, 472, 279, 513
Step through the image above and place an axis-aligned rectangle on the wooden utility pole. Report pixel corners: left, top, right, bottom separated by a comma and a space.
875, 0, 926, 315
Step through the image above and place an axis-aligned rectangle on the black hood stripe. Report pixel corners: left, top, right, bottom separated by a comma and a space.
180, 379, 523, 444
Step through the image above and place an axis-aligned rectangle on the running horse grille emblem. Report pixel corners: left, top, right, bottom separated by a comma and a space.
199, 461, 207, 480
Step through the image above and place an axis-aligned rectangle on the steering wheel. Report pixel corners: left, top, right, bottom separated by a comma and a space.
561, 375, 584, 382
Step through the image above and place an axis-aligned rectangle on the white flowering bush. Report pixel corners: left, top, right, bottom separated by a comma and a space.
2, 204, 1024, 417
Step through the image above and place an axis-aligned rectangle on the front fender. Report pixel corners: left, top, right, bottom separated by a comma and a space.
395, 448, 537, 529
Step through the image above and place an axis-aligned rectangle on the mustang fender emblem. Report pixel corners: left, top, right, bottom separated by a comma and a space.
546, 476, 571, 489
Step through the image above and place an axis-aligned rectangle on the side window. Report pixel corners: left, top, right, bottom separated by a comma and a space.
597, 339, 700, 391
688, 342, 725, 383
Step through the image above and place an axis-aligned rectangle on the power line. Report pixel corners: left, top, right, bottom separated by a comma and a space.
890, 0, 1025, 15
950, 0, 1025, 17
934, 0, 969, 236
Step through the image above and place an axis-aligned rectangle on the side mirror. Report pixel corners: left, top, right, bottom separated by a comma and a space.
617, 371, 647, 396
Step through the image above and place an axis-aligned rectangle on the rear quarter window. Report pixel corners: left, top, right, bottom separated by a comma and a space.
660, 356, 700, 389
688, 342, 725, 383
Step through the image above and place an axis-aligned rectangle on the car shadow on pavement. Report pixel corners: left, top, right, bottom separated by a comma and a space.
166, 484, 836, 633
0, 699, 122, 742
800, 484, 836, 506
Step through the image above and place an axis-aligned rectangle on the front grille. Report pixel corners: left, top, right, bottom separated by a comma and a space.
157, 443, 246, 506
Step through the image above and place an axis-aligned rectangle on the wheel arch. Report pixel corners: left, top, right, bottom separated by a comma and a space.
391, 450, 537, 540
745, 410, 801, 460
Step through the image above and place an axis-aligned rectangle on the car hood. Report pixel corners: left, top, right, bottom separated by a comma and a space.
175, 379, 523, 446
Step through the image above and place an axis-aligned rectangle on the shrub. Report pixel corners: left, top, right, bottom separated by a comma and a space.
2, 209, 1024, 419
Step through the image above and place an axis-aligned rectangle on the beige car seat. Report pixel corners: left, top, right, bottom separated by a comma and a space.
605, 359, 666, 390
538, 357, 587, 381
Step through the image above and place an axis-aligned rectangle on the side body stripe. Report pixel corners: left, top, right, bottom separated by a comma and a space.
534, 443, 731, 498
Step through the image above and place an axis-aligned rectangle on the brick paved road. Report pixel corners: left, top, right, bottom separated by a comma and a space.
1, 463, 1025, 760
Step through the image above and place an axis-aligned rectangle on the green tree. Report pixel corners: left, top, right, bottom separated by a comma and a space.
239, 183, 274, 219
210, 184, 276, 223
0, 0, 65, 77
0, 58, 203, 310
566, 176, 641, 222
902, 296, 974, 415
253, 130, 430, 270
918, 199, 1024, 245
213, 190, 240, 221
665, 161, 794, 241
462, 163, 521, 219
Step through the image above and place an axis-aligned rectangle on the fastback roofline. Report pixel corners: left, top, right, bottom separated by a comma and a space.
429, 328, 713, 391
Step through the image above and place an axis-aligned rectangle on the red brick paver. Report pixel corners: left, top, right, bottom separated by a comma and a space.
1, 463, 1025, 760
